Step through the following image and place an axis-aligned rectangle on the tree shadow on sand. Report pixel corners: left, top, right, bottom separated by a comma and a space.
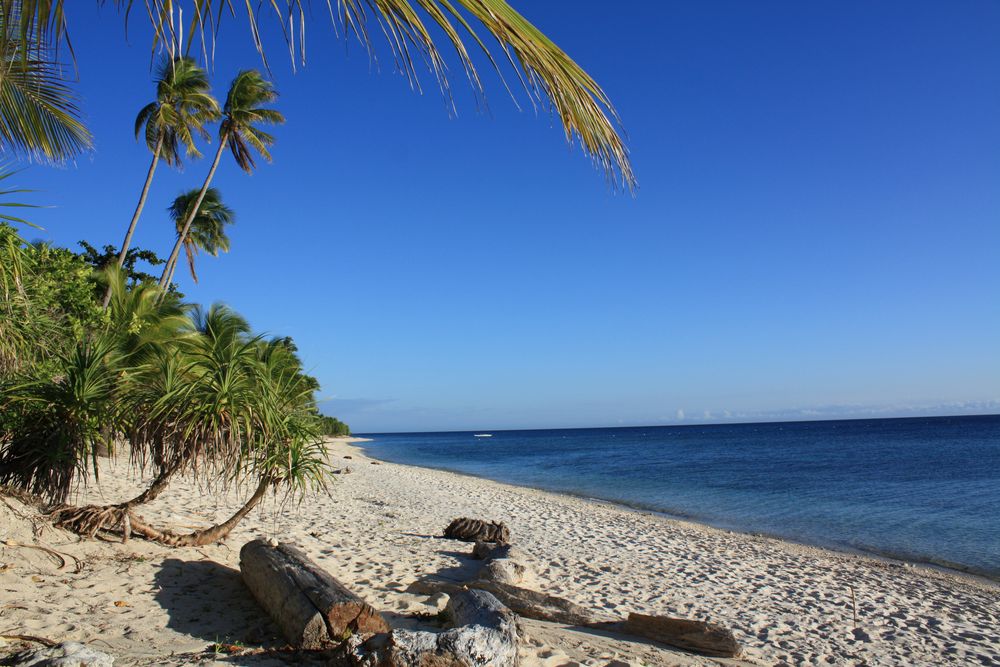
153, 558, 282, 647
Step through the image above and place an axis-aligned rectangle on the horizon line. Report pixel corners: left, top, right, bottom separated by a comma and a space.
355, 411, 1000, 436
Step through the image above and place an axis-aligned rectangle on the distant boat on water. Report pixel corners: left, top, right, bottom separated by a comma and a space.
473, 433, 493, 438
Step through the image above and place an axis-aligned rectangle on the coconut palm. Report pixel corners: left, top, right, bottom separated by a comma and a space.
102, 56, 218, 308
164, 187, 234, 286
158, 70, 281, 291
0, 5, 91, 162
12, 1, 634, 189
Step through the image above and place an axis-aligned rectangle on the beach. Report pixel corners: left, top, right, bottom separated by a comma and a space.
1, 437, 998, 666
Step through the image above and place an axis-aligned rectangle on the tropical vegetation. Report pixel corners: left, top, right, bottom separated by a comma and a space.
0, 0, 629, 545
318, 416, 351, 437
164, 188, 234, 285
102, 56, 218, 307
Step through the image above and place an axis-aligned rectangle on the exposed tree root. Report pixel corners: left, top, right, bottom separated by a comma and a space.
48, 477, 271, 548
48, 504, 132, 541
45, 461, 184, 543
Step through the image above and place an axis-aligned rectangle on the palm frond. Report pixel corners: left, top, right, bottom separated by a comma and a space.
0, 6, 91, 163
9, 0, 634, 189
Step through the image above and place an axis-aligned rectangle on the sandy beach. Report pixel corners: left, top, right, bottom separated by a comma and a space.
1, 437, 997, 666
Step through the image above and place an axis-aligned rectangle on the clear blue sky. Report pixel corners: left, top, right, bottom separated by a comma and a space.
19, 1, 1000, 432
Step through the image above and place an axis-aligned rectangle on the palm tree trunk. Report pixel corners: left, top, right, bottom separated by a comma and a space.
128, 476, 270, 546
158, 137, 227, 291
102, 134, 163, 309
162, 240, 194, 288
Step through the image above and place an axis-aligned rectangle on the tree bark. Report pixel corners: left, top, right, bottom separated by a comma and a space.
129, 475, 270, 546
618, 613, 742, 658
240, 539, 390, 648
158, 137, 227, 291
122, 458, 183, 507
103, 134, 163, 309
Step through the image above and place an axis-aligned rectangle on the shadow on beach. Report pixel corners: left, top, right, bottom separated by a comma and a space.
153, 558, 280, 647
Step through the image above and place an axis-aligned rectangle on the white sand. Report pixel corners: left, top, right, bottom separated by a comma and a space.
1, 437, 997, 666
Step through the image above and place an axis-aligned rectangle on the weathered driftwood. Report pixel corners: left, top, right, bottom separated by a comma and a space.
472, 580, 595, 626
618, 612, 741, 658
409, 578, 595, 627
384, 590, 518, 667
239, 539, 389, 649
443, 517, 510, 544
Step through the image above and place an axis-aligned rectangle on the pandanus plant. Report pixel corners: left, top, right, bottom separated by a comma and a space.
33, 301, 328, 546
127, 325, 328, 546
0, 270, 188, 506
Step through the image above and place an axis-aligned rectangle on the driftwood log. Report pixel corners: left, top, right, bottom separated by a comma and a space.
443, 517, 510, 544
409, 578, 595, 627
239, 539, 389, 649
618, 612, 741, 658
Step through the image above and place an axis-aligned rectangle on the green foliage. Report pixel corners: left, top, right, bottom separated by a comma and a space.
135, 56, 218, 166
77, 241, 166, 287
167, 188, 234, 283
0, 6, 91, 162
7, 1, 633, 188
0, 223, 102, 373
220, 70, 284, 174
1, 231, 331, 506
0, 333, 121, 500
317, 415, 351, 437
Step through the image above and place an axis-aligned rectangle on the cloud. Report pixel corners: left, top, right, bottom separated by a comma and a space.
676, 408, 685, 421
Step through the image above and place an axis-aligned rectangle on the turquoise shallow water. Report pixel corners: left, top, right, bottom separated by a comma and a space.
359, 415, 1000, 578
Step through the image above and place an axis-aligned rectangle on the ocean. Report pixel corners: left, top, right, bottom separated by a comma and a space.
358, 415, 1000, 578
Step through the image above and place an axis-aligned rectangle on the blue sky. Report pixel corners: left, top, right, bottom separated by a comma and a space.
18, 1, 1000, 432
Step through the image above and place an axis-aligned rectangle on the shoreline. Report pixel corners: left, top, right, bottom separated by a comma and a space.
350, 439, 1000, 586
1, 437, 997, 666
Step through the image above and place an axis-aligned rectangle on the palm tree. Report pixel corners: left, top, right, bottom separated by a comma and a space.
102, 56, 218, 308
158, 69, 281, 291
0, 6, 91, 162
164, 187, 234, 286
12, 0, 634, 189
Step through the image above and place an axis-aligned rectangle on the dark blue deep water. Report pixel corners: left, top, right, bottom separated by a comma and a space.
360, 416, 1000, 578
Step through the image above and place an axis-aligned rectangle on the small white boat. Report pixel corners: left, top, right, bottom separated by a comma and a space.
473, 433, 493, 438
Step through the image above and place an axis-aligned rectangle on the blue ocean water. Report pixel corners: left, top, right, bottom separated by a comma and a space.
359, 415, 1000, 578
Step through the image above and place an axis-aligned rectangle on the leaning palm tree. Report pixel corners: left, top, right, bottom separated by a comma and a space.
158, 69, 280, 291
163, 187, 234, 286
102, 56, 218, 308
0, 5, 91, 163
